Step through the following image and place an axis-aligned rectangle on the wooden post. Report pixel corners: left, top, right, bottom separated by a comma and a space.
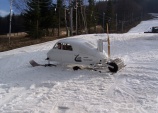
107, 23, 110, 59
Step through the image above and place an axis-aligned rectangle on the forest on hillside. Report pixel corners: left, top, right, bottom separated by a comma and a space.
0, 0, 158, 37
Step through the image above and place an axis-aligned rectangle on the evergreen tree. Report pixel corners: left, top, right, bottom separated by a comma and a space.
0, 15, 10, 35
49, 3, 58, 35
56, 0, 65, 36
24, 0, 53, 38
70, 0, 84, 34
87, 0, 96, 33
77, 0, 85, 33
105, 0, 114, 32
24, 0, 40, 38
40, 0, 52, 29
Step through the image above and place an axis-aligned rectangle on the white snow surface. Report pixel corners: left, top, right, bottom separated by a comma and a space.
0, 19, 158, 113
128, 18, 158, 33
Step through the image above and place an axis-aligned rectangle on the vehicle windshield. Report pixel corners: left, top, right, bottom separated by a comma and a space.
53, 42, 73, 51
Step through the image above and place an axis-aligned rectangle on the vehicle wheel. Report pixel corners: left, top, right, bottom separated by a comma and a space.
73, 66, 81, 71
108, 62, 118, 73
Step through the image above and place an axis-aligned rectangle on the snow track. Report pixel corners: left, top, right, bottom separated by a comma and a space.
0, 19, 158, 113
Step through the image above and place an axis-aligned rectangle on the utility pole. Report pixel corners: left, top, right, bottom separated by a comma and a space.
83, 6, 87, 34
37, 0, 39, 38
80, 5, 87, 34
64, 0, 68, 36
107, 23, 110, 59
141, 12, 143, 21
65, 8, 68, 36
122, 21, 125, 33
103, 12, 105, 33
116, 13, 117, 32
58, 7, 61, 37
75, 0, 78, 35
69, 0, 73, 36
9, 0, 13, 45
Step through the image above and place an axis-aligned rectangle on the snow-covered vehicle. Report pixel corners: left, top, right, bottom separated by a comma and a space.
30, 37, 124, 73
144, 26, 158, 33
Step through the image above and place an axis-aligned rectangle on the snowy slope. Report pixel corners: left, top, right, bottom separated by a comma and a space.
0, 19, 158, 113
128, 18, 158, 33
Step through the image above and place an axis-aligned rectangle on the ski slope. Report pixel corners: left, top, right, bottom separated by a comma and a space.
128, 18, 158, 33
0, 19, 158, 113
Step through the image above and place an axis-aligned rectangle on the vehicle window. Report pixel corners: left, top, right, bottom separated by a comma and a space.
53, 43, 73, 51
66, 44, 73, 51
63, 43, 73, 51
53, 43, 62, 50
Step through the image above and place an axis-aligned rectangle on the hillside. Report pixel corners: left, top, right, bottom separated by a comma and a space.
0, 19, 158, 113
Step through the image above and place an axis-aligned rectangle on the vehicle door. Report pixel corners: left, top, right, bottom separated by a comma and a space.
50, 43, 62, 62
61, 43, 74, 63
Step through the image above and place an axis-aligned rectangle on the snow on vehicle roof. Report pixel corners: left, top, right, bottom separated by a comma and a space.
58, 37, 91, 43
58, 37, 97, 48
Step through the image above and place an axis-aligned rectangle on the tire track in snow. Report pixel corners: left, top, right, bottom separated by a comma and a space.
49, 74, 115, 113
0, 87, 25, 111
0, 82, 58, 113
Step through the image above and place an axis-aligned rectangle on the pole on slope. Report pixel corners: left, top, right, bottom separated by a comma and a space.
106, 23, 110, 59
116, 13, 117, 32
103, 12, 105, 33
69, 0, 73, 36
75, 0, 77, 35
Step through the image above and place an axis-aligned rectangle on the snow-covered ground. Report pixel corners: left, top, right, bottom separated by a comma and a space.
0, 19, 158, 113
128, 18, 158, 33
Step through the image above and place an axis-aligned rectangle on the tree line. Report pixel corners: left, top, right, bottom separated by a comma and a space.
0, 0, 157, 38
0, 14, 24, 35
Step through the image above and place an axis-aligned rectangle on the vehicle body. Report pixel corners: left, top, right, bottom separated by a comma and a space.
46, 38, 124, 73
47, 38, 107, 65
144, 26, 158, 33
